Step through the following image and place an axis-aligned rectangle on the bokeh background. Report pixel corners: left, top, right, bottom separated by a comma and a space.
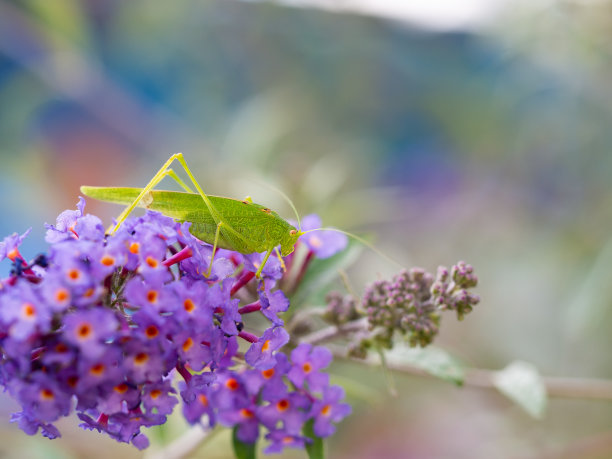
2, 0, 612, 457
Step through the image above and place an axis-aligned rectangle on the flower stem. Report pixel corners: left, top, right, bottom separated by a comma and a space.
238, 331, 258, 344
163, 247, 193, 267
291, 250, 315, 292
299, 318, 369, 345
175, 363, 192, 383
238, 301, 261, 315
300, 317, 612, 402
231, 271, 255, 296
324, 339, 612, 402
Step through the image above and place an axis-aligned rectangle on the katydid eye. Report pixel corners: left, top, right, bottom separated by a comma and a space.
290, 230, 297, 236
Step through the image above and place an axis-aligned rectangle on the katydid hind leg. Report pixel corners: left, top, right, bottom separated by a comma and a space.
172, 155, 289, 276
112, 153, 219, 235
123, 153, 256, 254
163, 169, 194, 193
172, 154, 257, 251
112, 154, 182, 233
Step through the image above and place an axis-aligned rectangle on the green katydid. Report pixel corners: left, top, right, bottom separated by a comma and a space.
81, 153, 400, 279
80, 153, 304, 278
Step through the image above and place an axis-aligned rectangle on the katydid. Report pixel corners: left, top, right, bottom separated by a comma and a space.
81, 153, 303, 278
81, 153, 400, 279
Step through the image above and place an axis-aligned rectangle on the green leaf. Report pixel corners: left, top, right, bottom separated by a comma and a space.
232, 427, 257, 459
492, 361, 547, 419
303, 419, 325, 459
291, 237, 363, 307
383, 345, 465, 386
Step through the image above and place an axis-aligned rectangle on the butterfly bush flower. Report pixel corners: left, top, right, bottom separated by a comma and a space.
0, 198, 350, 452
310, 385, 352, 437
264, 430, 310, 454
299, 214, 348, 259
44, 196, 87, 243
244, 326, 290, 370
0, 229, 32, 263
288, 343, 332, 392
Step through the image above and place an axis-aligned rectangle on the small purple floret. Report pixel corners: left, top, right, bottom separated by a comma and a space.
299, 214, 348, 259
245, 326, 290, 370
0, 228, 32, 262
288, 343, 332, 392
309, 385, 352, 437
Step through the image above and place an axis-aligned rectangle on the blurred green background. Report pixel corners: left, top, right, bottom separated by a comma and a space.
2, 0, 612, 457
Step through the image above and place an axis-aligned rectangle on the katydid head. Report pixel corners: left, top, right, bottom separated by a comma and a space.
263, 183, 305, 256
279, 227, 304, 256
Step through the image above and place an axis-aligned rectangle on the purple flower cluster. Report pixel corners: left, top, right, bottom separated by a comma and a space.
180, 343, 350, 454
0, 199, 350, 451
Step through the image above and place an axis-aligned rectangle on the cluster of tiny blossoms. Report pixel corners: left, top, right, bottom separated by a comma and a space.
0, 199, 349, 452
325, 264, 479, 354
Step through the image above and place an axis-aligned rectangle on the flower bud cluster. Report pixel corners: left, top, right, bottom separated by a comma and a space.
431, 262, 479, 320
0, 199, 350, 452
328, 263, 479, 355
363, 268, 441, 348
323, 291, 360, 325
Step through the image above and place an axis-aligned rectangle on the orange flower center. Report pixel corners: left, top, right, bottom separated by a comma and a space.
114, 383, 129, 394
276, 399, 290, 412
182, 337, 194, 352
261, 340, 271, 352
90, 363, 105, 376
40, 389, 55, 401
183, 298, 195, 313
77, 323, 92, 339
146, 290, 158, 303
225, 378, 239, 391
302, 362, 312, 374
100, 255, 115, 266
145, 256, 158, 268
145, 325, 159, 339
320, 404, 331, 417
55, 289, 69, 302
240, 408, 254, 419
198, 394, 209, 406
150, 389, 162, 399
129, 242, 140, 254
310, 235, 323, 248
134, 353, 149, 365
67, 269, 81, 281
21, 303, 36, 319
262, 368, 275, 379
